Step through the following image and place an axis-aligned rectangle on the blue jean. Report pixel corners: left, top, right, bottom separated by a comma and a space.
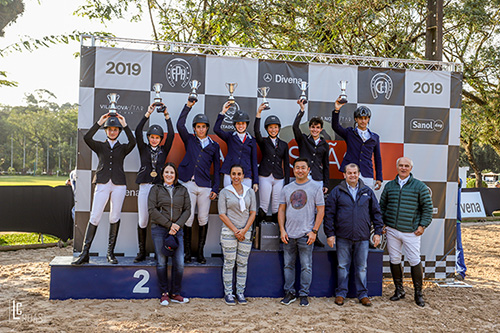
283, 236, 314, 297
456, 221, 467, 278
336, 237, 369, 300
151, 223, 184, 295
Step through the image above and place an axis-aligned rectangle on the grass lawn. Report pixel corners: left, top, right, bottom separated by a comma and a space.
0, 175, 68, 187
0, 232, 60, 246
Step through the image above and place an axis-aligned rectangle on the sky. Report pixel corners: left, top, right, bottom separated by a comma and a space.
0, 0, 152, 106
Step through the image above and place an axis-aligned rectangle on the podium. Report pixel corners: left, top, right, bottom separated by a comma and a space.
50, 248, 383, 300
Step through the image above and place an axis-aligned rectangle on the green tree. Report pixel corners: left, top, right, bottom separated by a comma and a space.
0, 90, 78, 174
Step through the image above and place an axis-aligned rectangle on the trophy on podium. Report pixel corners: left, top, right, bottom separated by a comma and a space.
188, 80, 202, 102
225, 82, 238, 104
257, 86, 271, 110
107, 93, 119, 116
338, 80, 348, 104
297, 81, 309, 104
152, 83, 166, 112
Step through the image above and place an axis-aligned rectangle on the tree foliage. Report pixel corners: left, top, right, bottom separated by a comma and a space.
0, 90, 78, 174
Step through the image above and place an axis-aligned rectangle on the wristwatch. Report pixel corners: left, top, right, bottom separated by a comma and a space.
312, 229, 318, 235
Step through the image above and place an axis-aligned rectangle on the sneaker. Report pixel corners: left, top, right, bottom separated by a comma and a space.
160, 293, 170, 306
236, 293, 247, 305
224, 294, 236, 306
170, 294, 189, 304
280, 292, 297, 305
299, 296, 309, 307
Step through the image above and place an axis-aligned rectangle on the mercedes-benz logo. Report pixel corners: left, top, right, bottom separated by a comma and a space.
263, 73, 272, 83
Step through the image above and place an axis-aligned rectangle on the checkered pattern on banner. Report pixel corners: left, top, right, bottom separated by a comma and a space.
76, 46, 462, 277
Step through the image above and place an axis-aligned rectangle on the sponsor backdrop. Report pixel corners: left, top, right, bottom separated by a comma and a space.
76, 46, 462, 279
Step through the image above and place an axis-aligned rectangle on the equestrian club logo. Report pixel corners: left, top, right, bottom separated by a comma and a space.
166, 58, 192, 88
221, 102, 241, 131
410, 118, 444, 132
370, 73, 393, 100
263, 73, 273, 83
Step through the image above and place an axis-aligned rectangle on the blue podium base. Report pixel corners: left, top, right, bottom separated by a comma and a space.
50, 249, 383, 300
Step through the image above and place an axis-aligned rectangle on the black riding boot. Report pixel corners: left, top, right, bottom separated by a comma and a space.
411, 262, 425, 307
184, 226, 192, 263
71, 222, 98, 265
197, 224, 208, 264
134, 226, 147, 263
106, 221, 120, 264
389, 263, 406, 301
257, 208, 267, 226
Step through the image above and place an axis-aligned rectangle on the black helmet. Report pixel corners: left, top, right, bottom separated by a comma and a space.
354, 106, 371, 118
103, 116, 123, 130
264, 115, 281, 128
192, 113, 210, 128
232, 110, 250, 124
147, 124, 164, 138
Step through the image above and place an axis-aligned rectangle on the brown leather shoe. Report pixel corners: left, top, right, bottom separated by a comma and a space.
334, 296, 344, 306
360, 297, 372, 307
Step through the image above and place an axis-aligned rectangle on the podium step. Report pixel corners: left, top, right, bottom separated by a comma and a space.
50, 249, 383, 300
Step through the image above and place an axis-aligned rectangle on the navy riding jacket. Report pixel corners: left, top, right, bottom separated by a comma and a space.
177, 105, 221, 193
214, 113, 259, 185
331, 111, 382, 181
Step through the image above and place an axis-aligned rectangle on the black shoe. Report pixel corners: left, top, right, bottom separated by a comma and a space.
134, 226, 147, 263
197, 224, 208, 264
71, 222, 97, 265
299, 296, 309, 307
411, 263, 425, 307
106, 221, 120, 264
184, 226, 192, 264
280, 292, 297, 305
389, 263, 406, 301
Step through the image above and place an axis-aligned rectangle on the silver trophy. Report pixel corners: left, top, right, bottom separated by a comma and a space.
188, 80, 201, 102
338, 80, 348, 104
107, 93, 119, 116
152, 83, 166, 112
297, 81, 309, 104
257, 86, 271, 110
225, 82, 238, 104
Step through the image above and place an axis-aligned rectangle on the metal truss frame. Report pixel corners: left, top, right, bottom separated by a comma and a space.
81, 34, 462, 72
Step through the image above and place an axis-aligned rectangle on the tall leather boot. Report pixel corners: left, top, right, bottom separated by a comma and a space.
197, 224, 208, 264
184, 225, 192, 263
134, 226, 147, 263
389, 263, 406, 301
106, 221, 120, 264
72, 222, 98, 265
257, 208, 267, 226
411, 262, 425, 307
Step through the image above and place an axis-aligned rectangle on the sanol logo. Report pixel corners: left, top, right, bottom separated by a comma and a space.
410, 118, 444, 132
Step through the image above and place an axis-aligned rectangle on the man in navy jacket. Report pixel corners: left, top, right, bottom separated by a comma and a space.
324, 163, 383, 307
